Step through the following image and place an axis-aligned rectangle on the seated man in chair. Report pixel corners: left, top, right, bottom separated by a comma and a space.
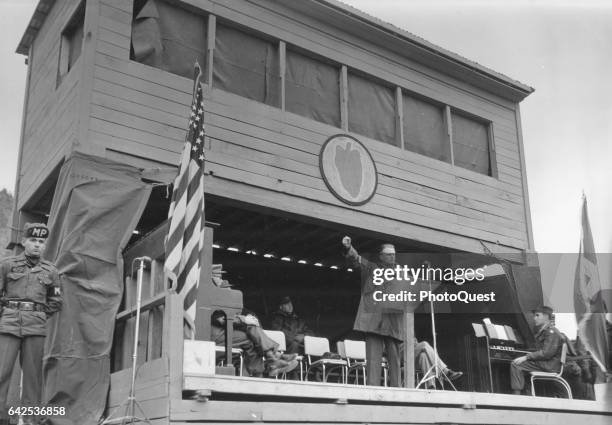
212, 310, 298, 378
510, 305, 563, 395
415, 340, 463, 385
269, 296, 313, 354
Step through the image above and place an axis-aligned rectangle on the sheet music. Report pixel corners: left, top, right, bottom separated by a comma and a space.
494, 324, 508, 340
472, 323, 486, 338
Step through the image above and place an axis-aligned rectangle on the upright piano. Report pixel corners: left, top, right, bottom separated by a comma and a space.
464, 320, 533, 393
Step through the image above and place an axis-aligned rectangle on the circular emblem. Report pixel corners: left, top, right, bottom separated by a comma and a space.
319, 134, 378, 206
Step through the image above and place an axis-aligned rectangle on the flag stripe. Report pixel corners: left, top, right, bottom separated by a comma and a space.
164, 64, 206, 338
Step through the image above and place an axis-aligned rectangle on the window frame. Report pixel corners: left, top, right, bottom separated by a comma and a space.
448, 107, 497, 178
57, 1, 85, 87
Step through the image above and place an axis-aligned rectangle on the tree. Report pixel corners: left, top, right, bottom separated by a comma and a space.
0, 188, 14, 256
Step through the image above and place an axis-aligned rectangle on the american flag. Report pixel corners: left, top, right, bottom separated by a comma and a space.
574, 195, 609, 376
165, 64, 206, 337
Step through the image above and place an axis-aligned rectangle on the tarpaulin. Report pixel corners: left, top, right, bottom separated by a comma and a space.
286, 48, 340, 127
131, 0, 207, 80
42, 152, 151, 424
348, 72, 396, 146
213, 23, 280, 107
451, 112, 491, 175
402, 93, 450, 163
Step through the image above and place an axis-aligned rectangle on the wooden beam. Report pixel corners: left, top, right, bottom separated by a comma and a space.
514, 103, 535, 250
279, 40, 286, 111
171, 399, 611, 424
403, 313, 414, 388
340, 65, 348, 131
488, 121, 499, 178
181, 374, 611, 413
164, 292, 185, 400
206, 14, 216, 86
445, 105, 454, 166
116, 292, 167, 322
396, 86, 404, 150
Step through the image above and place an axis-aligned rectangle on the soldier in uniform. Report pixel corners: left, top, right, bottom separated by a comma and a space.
0, 223, 62, 422
268, 296, 313, 354
510, 305, 563, 395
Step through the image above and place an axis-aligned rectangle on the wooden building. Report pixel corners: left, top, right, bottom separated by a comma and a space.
11, 0, 611, 424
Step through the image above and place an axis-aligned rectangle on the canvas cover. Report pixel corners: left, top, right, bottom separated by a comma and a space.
42, 152, 151, 424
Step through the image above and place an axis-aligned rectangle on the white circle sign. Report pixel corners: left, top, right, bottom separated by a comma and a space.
319, 134, 378, 206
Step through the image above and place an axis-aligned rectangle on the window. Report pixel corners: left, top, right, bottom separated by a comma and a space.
58, 2, 85, 85
214, 24, 280, 107
348, 72, 396, 146
402, 94, 450, 163
285, 49, 340, 127
451, 112, 492, 175
131, 0, 207, 80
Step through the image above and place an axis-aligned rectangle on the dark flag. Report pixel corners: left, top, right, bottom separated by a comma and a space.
164, 63, 205, 338
574, 195, 609, 377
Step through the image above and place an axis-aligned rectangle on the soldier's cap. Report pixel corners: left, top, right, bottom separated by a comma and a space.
280, 296, 292, 305
379, 244, 396, 254
532, 305, 554, 318
23, 222, 49, 239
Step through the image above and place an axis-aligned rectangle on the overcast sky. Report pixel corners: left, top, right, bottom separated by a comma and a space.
1, 1, 610, 259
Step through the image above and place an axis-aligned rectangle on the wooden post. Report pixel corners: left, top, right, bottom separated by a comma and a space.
164, 292, 184, 401
207, 15, 216, 86
403, 312, 414, 388
396, 86, 404, 150
445, 105, 454, 166
194, 226, 214, 340
340, 65, 348, 131
279, 41, 286, 111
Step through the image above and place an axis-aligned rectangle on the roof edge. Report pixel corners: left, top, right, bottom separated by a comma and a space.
16, 0, 56, 56
313, 0, 534, 100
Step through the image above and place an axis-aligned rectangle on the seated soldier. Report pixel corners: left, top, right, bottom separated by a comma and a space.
562, 336, 596, 400
212, 310, 298, 378
511, 305, 563, 395
268, 296, 313, 354
414, 340, 463, 384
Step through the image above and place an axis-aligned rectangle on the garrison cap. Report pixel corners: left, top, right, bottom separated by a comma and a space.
24, 222, 49, 239
379, 243, 396, 254
532, 305, 554, 318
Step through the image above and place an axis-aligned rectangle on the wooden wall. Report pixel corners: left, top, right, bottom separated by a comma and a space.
18, 0, 83, 208
19, 0, 532, 255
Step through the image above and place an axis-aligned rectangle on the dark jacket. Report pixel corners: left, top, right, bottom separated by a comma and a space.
0, 253, 62, 337
344, 245, 404, 341
269, 310, 312, 342
526, 322, 563, 372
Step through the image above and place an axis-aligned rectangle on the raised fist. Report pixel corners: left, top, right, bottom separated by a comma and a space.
243, 314, 260, 327
342, 236, 352, 248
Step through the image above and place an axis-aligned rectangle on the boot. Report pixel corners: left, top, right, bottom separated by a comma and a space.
268, 359, 299, 377
280, 352, 298, 361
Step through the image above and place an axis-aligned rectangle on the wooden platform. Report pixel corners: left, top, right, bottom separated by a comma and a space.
110, 362, 612, 425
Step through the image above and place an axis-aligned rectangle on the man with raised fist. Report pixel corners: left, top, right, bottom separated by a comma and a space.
342, 235, 403, 387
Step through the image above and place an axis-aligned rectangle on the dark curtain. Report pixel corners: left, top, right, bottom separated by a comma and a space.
286, 49, 340, 127
402, 94, 450, 162
42, 153, 151, 424
451, 112, 491, 175
213, 23, 280, 107
131, 0, 207, 80
348, 72, 396, 146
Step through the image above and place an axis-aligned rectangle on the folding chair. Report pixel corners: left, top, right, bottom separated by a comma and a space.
215, 346, 244, 376
263, 329, 304, 380
304, 336, 346, 383
341, 340, 367, 385
529, 343, 573, 399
